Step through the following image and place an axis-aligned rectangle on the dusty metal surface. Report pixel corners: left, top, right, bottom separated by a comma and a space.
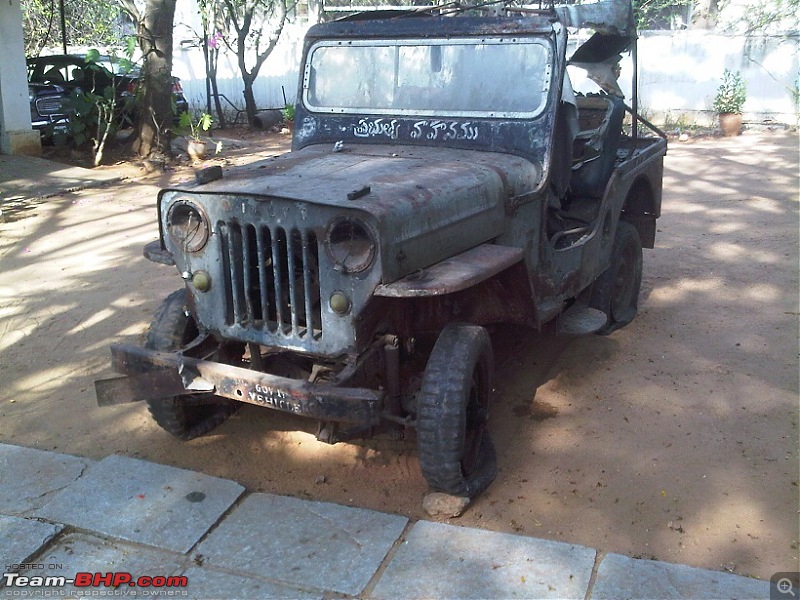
555, 0, 634, 38
103, 344, 383, 424
142, 240, 174, 265
375, 244, 523, 297
158, 144, 544, 356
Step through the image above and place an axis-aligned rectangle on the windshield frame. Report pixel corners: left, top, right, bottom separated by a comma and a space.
302, 36, 553, 120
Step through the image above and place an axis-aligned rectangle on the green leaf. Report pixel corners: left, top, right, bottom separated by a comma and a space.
713, 69, 747, 114
85, 48, 100, 63
178, 111, 192, 129
125, 36, 137, 58
118, 58, 135, 75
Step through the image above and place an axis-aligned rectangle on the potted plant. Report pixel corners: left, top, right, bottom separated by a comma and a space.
179, 111, 213, 159
713, 69, 747, 136
281, 103, 295, 132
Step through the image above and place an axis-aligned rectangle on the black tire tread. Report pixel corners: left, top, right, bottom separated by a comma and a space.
416, 323, 497, 498
591, 220, 643, 335
145, 290, 238, 441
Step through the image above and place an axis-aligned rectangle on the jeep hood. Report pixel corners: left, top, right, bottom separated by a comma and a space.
171, 143, 541, 281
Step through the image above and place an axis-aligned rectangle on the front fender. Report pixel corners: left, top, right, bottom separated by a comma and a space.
374, 244, 523, 297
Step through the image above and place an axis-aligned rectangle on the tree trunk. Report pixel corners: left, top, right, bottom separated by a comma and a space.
243, 77, 258, 124
225, 0, 288, 126
131, 0, 177, 158
691, 0, 720, 29
209, 48, 226, 128
307, 0, 323, 24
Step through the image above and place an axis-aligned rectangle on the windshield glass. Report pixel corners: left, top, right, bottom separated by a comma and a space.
304, 37, 552, 119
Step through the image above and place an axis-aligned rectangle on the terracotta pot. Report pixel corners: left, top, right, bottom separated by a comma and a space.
719, 113, 743, 137
187, 139, 208, 160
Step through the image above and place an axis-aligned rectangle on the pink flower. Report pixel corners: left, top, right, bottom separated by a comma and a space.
207, 32, 223, 49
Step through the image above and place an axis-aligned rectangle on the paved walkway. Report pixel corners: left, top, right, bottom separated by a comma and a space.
0, 443, 777, 599
0, 154, 122, 202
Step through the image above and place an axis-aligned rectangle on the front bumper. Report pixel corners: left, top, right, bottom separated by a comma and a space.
95, 344, 383, 425
31, 114, 69, 133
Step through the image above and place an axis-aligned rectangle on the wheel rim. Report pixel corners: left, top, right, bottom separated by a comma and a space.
462, 368, 488, 476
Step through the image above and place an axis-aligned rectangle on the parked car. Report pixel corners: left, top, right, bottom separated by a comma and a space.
28, 82, 70, 137
27, 54, 189, 126
96, 0, 667, 500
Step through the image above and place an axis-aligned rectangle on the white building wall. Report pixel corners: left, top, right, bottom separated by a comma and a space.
635, 31, 798, 125
171, 4, 307, 120
171, 23, 306, 117
0, 0, 41, 155
169, 22, 798, 127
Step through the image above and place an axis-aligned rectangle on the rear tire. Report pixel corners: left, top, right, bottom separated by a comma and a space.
416, 324, 497, 498
145, 290, 239, 440
591, 221, 643, 335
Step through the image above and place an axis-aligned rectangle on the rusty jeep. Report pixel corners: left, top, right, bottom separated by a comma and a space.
96, 0, 666, 499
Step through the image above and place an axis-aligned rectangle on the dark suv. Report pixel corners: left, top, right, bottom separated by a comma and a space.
29, 82, 70, 136
27, 54, 189, 126
97, 0, 666, 500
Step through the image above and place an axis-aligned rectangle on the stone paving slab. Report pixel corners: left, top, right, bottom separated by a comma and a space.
33, 454, 244, 553
2, 532, 186, 597
196, 493, 408, 596
371, 520, 596, 599
0, 515, 63, 567
180, 566, 322, 600
590, 552, 770, 599
0, 444, 779, 600
0, 444, 92, 516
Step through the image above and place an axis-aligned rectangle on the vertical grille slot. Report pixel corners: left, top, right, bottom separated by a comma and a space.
218, 220, 322, 340
255, 226, 271, 330
272, 228, 288, 331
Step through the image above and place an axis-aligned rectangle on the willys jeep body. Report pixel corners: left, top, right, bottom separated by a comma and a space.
97, 0, 666, 499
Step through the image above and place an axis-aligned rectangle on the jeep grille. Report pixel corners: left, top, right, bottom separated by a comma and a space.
218, 221, 322, 341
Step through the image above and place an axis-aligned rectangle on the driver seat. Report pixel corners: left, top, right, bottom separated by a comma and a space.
570, 95, 625, 198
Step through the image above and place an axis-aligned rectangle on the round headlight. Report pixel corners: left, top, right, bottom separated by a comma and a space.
325, 217, 376, 273
166, 201, 209, 252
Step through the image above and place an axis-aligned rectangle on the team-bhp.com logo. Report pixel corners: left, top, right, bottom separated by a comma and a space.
1, 571, 188, 596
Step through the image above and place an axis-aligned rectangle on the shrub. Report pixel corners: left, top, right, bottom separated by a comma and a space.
713, 69, 747, 115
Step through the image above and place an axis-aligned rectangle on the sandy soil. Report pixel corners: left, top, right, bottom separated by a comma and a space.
1, 129, 798, 582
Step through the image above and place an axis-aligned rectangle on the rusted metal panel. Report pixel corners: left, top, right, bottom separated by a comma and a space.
142, 240, 174, 266
106, 344, 383, 425
374, 244, 523, 297
162, 145, 540, 283
166, 145, 542, 217
157, 145, 544, 357
556, 0, 634, 38
307, 14, 555, 41
95, 370, 188, 406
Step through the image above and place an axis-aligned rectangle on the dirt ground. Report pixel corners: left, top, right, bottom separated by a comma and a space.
1, 129, 798, 583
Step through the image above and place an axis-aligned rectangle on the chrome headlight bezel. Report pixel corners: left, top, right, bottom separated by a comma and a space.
166, 199, 210, 253
324, 216, 377, 274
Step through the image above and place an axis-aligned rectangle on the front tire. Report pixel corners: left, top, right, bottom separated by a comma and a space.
145, 290, 239, 440
416, 324, 497, 498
